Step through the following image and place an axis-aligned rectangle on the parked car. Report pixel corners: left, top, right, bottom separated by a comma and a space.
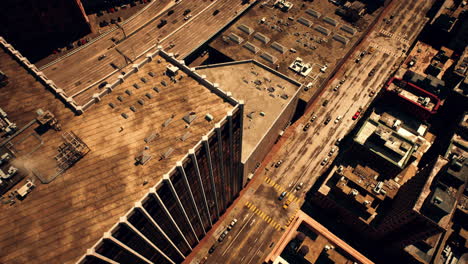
303, 122, 311, 131
334, 115, 342, 124
274, 160, 283, 168
296, 182, 304, 190
283, 199, 292, 209
310, 115, 317, 122
321, 157, 329, 166
213, 9, 220, 15
368, 68, 376, 76
333, 84, 340, 91
328, 147, 336, 156
183, 9, 191, 15
335, 137, 342, 146
279, 191, 287, 201
227, 219, 238, 230
218, 230, 228, 242
324, 117, 331, 125
322, 100, 329, 107
352, 111, 361, 120
209, 245, 217, 254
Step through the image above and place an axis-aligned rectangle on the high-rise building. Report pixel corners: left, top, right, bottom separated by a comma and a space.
0, 37, 243, 264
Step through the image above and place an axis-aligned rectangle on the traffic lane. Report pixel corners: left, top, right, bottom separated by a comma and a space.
163, 0, 251, 58
206, 209, 257, 263
269, 51, 392, 189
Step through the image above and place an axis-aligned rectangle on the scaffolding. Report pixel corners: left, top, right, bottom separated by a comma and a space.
55, 131, 90, 173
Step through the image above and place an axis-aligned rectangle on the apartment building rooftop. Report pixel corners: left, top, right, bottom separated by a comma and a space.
354, 111, 426, 169
195, 60, 301, 165
0, 40, 237, 264
266, 210, 374, 264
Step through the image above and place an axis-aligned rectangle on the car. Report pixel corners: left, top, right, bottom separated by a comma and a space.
324, 117, 331, 125
321, 157, 329, 166
352, 111, 361, 120
279, 191, 287, 201
213, 9, 220, 16
296, 182, 304, 190
157, 19, 167, 28
328, 147, 336, 156
310, 115, 317, 122
218, 230, 228, 242
209, 245, 217, 254
322, 100, 329, 107
369, 68, 376, 76
283, 199, 292, 209
184, 15, 192, 21
183, 9, 191, 15
334, 116, 342, 124
274, 160, 283, 168
333, 84, 340, 91
227, 219, 238, 230
355, 57, 361, 63
369, 91, 375, 97
98, 55, 106, 61
167, 10, 174, 16
339, 79, 345, 84
303, 122, 311, 131
335, 138, 342, 146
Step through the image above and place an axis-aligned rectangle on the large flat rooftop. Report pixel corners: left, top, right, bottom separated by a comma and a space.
196, 61, 301, 163
0, 45, 235, 263
209, 0, 380, 102
266, 210, 374, 264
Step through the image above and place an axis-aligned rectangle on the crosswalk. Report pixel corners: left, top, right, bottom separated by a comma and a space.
264, 176, 301, 204
369, 42, 402, 58
379, 29, 410, 45
285, 208, 299, 227
244, 201, 283, 231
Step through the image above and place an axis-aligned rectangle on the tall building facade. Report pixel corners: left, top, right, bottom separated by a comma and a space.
79, 108, 243, 264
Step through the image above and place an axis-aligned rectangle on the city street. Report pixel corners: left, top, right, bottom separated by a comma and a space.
189, 0, 435, 263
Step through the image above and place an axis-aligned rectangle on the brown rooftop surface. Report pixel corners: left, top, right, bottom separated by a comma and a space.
209, 0, 380, 102
39, 0, 251, 107
196, 61, 301, 163
405, 41, 455, 79
266, 210, 374, 264
0, 47, 233, 264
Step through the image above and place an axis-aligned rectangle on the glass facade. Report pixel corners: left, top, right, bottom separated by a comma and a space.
170, 170, 205, 240
95, 239, 146, 264
88, 105, 244, 264
196, 145, 219, 223
128, 209, 185, 262
142, 195, 191, 255
156, 183, 198, 247
183, 158, 212, 232
112, 224, 171, 264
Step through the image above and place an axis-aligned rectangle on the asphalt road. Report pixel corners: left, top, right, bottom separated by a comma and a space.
191, 0, 435, 263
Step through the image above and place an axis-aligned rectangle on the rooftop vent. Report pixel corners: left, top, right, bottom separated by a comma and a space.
205, 113, 214, 121
141, 77, 148, 83
125, 89, 132, 95
148, 71, 155, 77
183, 112, 197, 124
153, 87, 160, 93
306, 9, 320, 18
161, 148, 174, 160
271, 42, 286, 54
181, 132, 191, 141
238, 24, 254, 35
254, 32, 270, 44
135, 151, 152, 165
297, 17, 313, 27
145, 93, 153, 99
133, 84, 140, 89
323, 16, 338, 27
144, 132, 159, 143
